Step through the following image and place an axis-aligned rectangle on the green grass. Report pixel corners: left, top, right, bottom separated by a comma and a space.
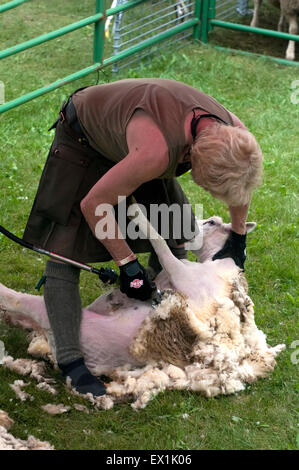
0, 0, 298, 451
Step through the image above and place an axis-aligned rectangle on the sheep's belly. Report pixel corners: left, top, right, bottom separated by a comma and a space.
79, 307, 150, 375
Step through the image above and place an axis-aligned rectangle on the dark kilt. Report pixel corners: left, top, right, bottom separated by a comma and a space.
23, 117, 196, 264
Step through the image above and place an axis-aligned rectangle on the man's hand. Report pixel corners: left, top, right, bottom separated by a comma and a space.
119, 259, 156, 301
212, 231, 246, 270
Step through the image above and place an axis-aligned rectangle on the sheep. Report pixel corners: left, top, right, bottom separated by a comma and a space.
250, 0, 299, 60
0, 208, 285, 408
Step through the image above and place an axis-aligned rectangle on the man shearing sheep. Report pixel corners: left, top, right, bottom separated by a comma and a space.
23, 78, 263, 397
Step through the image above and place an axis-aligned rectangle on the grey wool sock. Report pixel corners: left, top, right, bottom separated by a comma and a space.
43, 260, 82, 366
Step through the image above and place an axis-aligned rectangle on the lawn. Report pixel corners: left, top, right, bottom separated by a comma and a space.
0, 0, 298, 451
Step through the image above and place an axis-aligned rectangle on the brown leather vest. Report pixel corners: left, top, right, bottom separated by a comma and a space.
72, 78, 233, 178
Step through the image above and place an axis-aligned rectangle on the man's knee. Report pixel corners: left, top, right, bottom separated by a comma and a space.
45, 260, 80, 284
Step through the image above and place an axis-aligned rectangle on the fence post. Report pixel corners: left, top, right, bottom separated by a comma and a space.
200, 0, 210, 43
193, 0, 202, 41
208, 0, 216, 31
112, 0, 125, 74
93, 0, 105, 63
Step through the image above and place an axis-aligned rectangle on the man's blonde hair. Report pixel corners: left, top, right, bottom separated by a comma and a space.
190, 123, 263, 206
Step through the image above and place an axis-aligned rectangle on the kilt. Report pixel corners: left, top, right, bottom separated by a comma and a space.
22, 110, 197, 264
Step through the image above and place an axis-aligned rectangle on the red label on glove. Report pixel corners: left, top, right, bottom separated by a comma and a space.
130, 279, 144, 289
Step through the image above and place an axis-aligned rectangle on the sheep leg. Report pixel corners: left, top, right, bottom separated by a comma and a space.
250, 0, 263, 27
278, 13, 286, 32
0, 282, 50, 330
128, 200, 214, 302
127, 202, 185, 283
285, 15, 297, 61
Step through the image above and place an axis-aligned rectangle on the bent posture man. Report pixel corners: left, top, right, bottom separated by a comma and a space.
23, 78, 263, 396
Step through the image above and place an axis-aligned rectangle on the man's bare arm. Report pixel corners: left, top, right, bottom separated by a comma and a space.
229, 203, 250, 235
80, 112, 169, 263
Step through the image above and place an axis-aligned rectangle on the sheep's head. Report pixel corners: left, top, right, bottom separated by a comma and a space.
191, 216, 256, 263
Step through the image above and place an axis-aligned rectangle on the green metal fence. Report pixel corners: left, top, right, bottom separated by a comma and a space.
0, 0, 30, 13
0, 0, 201, 114
0, 0, 298, 115
108, 0, 196, 74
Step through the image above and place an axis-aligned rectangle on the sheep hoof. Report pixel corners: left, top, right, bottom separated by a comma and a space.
286, 52, 295, 61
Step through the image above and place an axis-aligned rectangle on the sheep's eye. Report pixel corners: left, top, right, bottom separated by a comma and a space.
203, 219, 216, 226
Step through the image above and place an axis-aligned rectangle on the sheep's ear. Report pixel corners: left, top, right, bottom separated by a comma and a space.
246, 222, 257, 233
224, 222, 256, 233
223, 223, 232, 232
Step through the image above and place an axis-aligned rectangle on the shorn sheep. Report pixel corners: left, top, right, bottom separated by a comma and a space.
251, 0, 299, 60
0, 204, 285, 411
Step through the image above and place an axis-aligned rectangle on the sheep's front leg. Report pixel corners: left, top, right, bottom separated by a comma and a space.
278, 13, 286, 32
285, 15, 297, 61
127, 202, 186, 287
0, 283, 49, 330
127, 202, 206, 303
250, 0, 263, 27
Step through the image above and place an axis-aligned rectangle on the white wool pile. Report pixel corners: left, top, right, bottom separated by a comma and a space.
3, 356, 57, 395
3, 355, 58, 404
41, 404, 71, 415
107, 363, 176, 410
0, 411, 53, 450
9, 380, 34, 402
0, 410, 14, 430
2, 356, 52, 383
27, 331, 53, 362
100, 277, 285, 409
36, 382, 58, 395
73, 404, 90, 414
0, 425, 54, 450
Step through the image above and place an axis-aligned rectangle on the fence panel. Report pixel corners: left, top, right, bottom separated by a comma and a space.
1, 0, 298, 115
0, 0, 200, 114
108, 0, 196, 74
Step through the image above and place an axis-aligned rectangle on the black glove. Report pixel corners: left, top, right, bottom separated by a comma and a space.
212, 231, 246, 270
119, 259, 156, 301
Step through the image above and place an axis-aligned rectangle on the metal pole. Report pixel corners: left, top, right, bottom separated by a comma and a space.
208, 0, 216, 32
213, 45, 299, 67
93, 0, 105, 63
0, 13, 104, 60
200, 0, 210, 44
0, 0, 30, 13
0, 224, 118, 284
105, 20, 199, 64
193, 0, 202, 41
210, 19, 299, 42
0, 0, 146, 61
